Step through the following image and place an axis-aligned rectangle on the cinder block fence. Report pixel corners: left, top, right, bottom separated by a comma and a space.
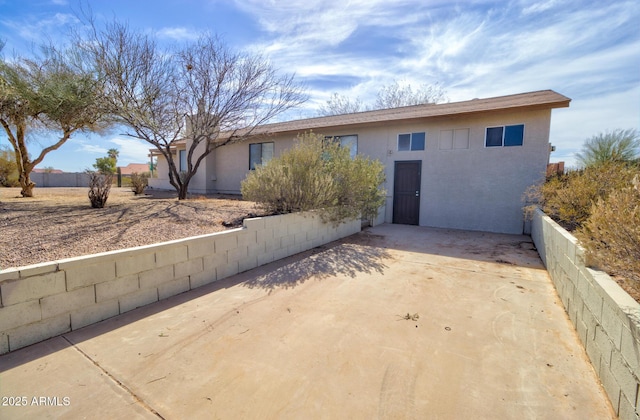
30, 172, 90, 187
531, 208, 640, 419
0, 212, 360, 354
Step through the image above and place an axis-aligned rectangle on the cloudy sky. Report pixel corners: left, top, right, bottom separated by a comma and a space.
0, 0, 638, 170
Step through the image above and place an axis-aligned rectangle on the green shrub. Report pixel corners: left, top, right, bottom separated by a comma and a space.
93, 156, 116, 175
241, 132, 386, 224
576, 128, 639, 168
130, 172, 149, 195
0, 146, 19, 187
535, 162, 636, 231
577, 175, 640, 283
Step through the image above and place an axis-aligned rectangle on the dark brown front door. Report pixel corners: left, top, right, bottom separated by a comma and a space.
393, 161, 421, 225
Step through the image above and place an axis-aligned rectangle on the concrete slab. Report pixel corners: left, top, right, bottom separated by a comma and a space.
0, 224, 615, 419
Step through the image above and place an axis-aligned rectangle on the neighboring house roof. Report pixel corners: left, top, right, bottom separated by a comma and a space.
118, 163, 150, 175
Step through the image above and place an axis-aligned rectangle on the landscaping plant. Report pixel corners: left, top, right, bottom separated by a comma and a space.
535, 162, 635, 231
576, 128, 639, 168
79, 21, 305, 200
87, 152, 116, 208
87, 171, 113, 208
0, 44, 108, 197
130, 172, 149, 195
577, 175, 640, 283
241, 131, 386, 225
0, 145, 18, 187
528, 128, 640, 296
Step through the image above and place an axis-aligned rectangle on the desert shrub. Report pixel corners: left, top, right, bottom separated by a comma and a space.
577, 175, 640, 283
87, 171, 113, 208
534, 162, 636, 231
241, 132, 386, 224
130, 172, 149, 195
0, 146, 19, 187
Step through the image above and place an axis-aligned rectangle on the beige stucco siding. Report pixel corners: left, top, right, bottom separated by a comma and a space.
233, 108, 551, 234
148, 107, 554, 234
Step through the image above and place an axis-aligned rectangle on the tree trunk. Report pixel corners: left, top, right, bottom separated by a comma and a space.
19, 172, 36, 197
178, 183, 188, 200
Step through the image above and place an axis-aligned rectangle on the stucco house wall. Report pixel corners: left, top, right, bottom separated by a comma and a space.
148, 90, 569, 234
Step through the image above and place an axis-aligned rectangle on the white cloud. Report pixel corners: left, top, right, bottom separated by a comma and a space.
549, 85, 640, 167
1, 12, 78, 43
108, 137, 153, 164
157, 26, 199, 41
237, 0, 639, 166
521, 0, 561, 15
76, 143, 108, 155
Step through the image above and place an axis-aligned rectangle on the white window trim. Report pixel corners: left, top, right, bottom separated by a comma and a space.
397, 132, 426, 151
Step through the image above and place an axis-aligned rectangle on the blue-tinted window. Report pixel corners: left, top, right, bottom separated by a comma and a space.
411, 132, 425, 150
398, 132, 426, 151
504, 124, 524, 146
485, 124, 524, 147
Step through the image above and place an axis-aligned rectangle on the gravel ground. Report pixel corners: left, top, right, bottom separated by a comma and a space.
0, 187, 266, 270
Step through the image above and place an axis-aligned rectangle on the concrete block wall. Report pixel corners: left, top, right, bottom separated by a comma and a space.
531, 208, 640, 419
30, 172, 91, 187
0, 212, 360, 354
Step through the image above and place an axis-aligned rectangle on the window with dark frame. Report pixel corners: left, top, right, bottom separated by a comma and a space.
398, 132, 426, 151
485, 124, 525, 147
249, 142, 274, 169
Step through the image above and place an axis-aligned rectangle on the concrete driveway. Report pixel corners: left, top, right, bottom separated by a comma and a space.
0, 224, 615, 419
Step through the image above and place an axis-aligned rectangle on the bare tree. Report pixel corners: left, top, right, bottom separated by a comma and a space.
317, 92, 364, 116
317, 80, 448, 117
0, 46, 107, 197
83, 21, 306, 199
373, 80, 447, 109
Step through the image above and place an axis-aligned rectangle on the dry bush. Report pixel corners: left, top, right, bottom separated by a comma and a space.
241, 132, 386, 224
577, 176, 640, 283
534, 162, 636, 231
130, 172, 149, 195
88, 172, 113, 208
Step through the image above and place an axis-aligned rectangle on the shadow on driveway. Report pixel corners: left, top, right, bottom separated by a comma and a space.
243, 237, 390, 292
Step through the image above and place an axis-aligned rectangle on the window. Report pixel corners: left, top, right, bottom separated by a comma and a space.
398, 132, 425, 151
249, 142, 274, 169
325, 135, 358, 158
485, 124, 524, 147
179, 150, 187, 172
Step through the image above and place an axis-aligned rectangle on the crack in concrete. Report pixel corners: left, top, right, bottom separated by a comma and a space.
61, 335, 165, 419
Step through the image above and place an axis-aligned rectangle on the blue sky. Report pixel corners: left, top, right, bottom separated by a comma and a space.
0, 0, 638, 171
